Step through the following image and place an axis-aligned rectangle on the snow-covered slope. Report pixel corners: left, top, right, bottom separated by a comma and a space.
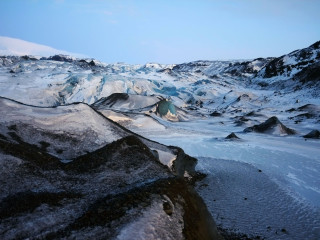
253, 41, 320, 89
0, 36, 84, 58
0, 97, 128, 159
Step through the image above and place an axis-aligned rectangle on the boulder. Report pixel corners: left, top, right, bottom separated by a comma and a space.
225, 132, 241, 140
303, 130, 320, 139
244, 116, 296, 135
210, 111, 222, 117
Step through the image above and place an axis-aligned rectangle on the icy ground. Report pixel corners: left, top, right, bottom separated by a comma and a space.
139, 119, 320, 239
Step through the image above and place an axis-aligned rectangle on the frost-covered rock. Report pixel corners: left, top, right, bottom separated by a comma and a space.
92, 93, 160, 110
244, 116, 296, 135
0, 135, 221, 239
225, 132, 241, 140
303, 129, 320, 139
223, 57, 273, 77
252, 41, 320, 89
0, 97, 196, 174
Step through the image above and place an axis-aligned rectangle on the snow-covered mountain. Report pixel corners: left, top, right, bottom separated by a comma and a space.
253, 41, 320, 88
257, 41, 320, 79
1, 38, 320, 239
0, 36, 84, 58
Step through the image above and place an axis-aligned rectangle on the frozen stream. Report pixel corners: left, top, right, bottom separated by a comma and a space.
144, 119, 320, 207
137, 119, 320, 239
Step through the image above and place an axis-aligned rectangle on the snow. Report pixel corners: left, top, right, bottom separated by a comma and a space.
0, 97, 128, 158
117, 198, 184, 240
0, 36, 84, 58
0, 98, 117, 141
250, 59, 267, 71
98, 110, 166, 134
283, 55, 298, 66
129, 115, 166, 131
98, 109, 132, 123
153, 149, 176, 167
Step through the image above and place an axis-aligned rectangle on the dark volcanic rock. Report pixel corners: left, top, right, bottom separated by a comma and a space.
295, 61, 320, 84
65, 135, 168, 173
297, 104, 320, 113
20, 55, 38, 61
244, 116, 296, 135
170, 146, 198, 177
0, 97, 221, 239
234, 116, 251, 127
0, 191, 81, 220
303, 130, 320, 139
92, 93, 129, 108
225, 132, 241, 140
0, 133, 221, 239
210, 111, 222, 117
77, 59, 97, 68
89, 60, 96, 66
287, 104, 320, 123
48, 54, 74, 62
245, 111, 265, 117
295, 113, 315, 119
262, 57, 284, 78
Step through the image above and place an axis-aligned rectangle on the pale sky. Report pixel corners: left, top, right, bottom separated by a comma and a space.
1, 0, 320, 64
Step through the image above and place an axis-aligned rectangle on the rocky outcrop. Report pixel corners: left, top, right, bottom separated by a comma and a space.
210, 111, 222, 117
225, 132, 241, 140
0, 132, 221, 240
294, 61, 320, 84
287, 104, 320, 123
255, 41, 320, 80
47, 54, 74, 62
0, 97, 221, 240
303, 130, 320, 139
92, 93, 160, 111
244, 116, 296, 135
223, 58, 273, 77
93, 93, 130, 108
170, 147, 198, 177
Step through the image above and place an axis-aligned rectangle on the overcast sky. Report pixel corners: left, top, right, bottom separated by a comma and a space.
1, 0, 320, 64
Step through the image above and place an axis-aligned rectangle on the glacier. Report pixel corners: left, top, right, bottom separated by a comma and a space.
0, 38, 320, 239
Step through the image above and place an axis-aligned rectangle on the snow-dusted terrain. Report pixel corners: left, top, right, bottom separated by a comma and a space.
1, 37, 320, 239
